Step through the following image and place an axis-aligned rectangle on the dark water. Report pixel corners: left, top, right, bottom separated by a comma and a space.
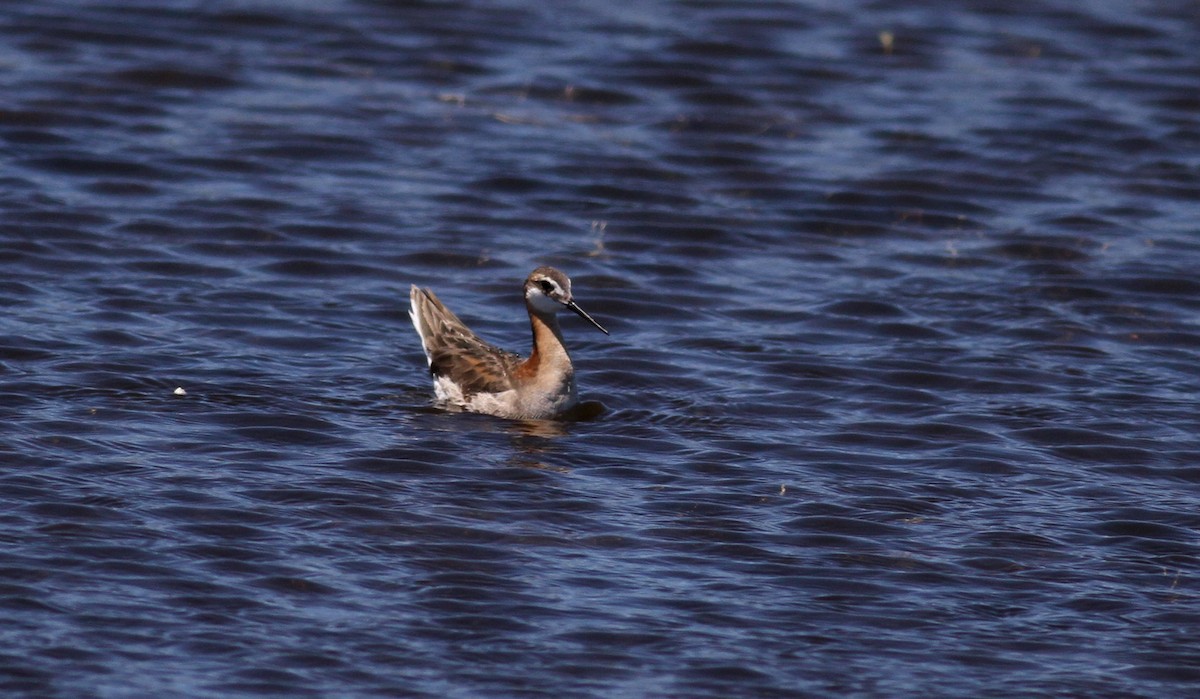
3, 0, 1200, 696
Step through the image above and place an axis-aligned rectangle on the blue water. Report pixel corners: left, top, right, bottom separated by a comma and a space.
2, 1, 1199, 696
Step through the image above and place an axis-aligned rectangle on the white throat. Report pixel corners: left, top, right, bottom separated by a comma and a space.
527, 289, 565, 315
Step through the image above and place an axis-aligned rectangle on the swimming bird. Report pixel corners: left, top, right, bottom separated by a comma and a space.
409, 266, 608, 419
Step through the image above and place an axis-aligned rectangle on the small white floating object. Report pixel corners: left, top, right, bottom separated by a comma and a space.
173, 387, 187, 396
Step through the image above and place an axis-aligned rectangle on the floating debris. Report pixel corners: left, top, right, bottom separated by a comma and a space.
879, 30, 895, 55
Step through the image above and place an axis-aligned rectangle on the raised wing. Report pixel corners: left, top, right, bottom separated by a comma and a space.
410, 286, 524, 397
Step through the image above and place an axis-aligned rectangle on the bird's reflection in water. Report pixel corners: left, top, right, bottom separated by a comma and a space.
503, 400, 606, 470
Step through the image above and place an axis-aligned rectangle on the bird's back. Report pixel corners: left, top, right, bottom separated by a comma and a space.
409, 286, 524, 399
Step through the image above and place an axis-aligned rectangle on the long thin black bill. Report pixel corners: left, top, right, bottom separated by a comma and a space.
567, 301, 609, 335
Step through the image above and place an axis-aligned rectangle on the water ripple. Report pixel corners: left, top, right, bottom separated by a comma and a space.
2, 0, 1199, 697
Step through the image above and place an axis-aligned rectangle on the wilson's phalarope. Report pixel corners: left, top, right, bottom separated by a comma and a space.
410, 266, 608, 419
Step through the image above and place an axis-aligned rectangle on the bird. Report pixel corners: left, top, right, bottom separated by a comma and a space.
409, 266, 608, 419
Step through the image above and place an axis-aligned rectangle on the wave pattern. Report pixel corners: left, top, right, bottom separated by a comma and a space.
2, 0, 1199, 696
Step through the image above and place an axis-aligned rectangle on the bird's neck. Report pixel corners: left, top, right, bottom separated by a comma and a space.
516, 310, 572, 381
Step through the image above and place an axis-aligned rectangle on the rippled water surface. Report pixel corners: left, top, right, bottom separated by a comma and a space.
3, 1, 1200, 696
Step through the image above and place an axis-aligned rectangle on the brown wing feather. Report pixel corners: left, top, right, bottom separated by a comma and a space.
411, 286, 524, 397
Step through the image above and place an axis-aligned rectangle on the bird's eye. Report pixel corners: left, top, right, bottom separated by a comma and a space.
538, 280, 554, 294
